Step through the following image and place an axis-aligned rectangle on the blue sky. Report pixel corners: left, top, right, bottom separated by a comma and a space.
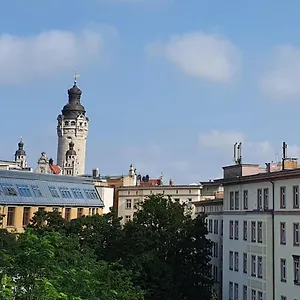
1, 0, 300, 183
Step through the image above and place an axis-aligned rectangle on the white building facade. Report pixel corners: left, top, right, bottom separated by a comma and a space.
220, 163, 300, 300
117, 184, 201, 224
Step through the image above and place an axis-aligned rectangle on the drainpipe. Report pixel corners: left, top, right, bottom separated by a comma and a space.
270, 181, 275, 300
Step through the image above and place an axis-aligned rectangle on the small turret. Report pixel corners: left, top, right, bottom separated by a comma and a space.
14, 137, 27, 168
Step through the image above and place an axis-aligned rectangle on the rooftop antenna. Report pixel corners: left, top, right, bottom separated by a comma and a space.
233, 142, 242, 165
282, 142, 287, 170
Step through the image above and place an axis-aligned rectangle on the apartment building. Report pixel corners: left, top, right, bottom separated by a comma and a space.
194, 181, 224, 300
0, 169, 104, 232
117, 182, 201, 224
218, 161, 300, 300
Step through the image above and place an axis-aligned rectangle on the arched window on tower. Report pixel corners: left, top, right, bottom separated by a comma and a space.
71, 121, 76, 126
65, 121, 69, 126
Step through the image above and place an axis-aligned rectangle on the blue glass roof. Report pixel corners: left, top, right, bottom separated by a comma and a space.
0, 170, 104, 207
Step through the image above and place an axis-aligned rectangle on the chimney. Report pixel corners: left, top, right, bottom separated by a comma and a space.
49, 158, 53, 165
265, 163, 270, 173
169, 179, 174, 186
92, 168, 99, 179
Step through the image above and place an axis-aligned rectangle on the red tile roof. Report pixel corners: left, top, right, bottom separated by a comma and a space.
49, 164, 61, 175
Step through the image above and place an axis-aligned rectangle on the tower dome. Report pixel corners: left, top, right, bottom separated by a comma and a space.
61, 80, 86, 118
15, 138, 26, 156
66, 141, 77, 157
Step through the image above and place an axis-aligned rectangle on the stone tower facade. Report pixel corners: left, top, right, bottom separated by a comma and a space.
63, 141, 78, 176
57, 79, 89, 176
14, 138, 27, 169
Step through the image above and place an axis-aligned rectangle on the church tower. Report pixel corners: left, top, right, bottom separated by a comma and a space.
57, 76, 89, 176
14, 137, 27, 169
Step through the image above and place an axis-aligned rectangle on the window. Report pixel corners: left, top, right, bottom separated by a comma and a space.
280, 258, 286, 282
251, 290, 256, 300
71, 188, 83, 199
230, 192, 234, 210
251, 255, 256, 276
263, 188, 269, 209
293, 185, 300, 208
294, 255, 300, 284
126, 199, 132, 209
280, 187, 286, 208
208, 219, 213, 233
257, 221, 263, 243
257, 189, 262, 209
251, 221, 256, 242
125, 215, 131, 222
243, 221, 248, 241
38, 207, 45, 213
234, 283, 239, 300
221, 220, 223, 236
294, 223, 300, 246
214, 220, 219, 234
31, 185, 43, 197
59, 187, 72, 198
229, 251, 234, 270
53, 207, 59, 212
17, 184, 32, 197
22, 207, 31, 226
0, 183, 18, 196
243, 253, 247, 273
235, 191, 239, 210
229, 282, 233, 300
234, 220, 239, 240
65, 208, 71, 221
234, 252, 239, 271
280, 222, 286, 245
258, 292, 263, 300
6, 207, 15, 226
257, 256, 263, 278
215, 242, 219, 258
243, 285, 247, 300
229, 221, 234, 239
83, 189, 99, 199
49, 186, 60, 198
243, 190, 248, 210
77, 208, 83, 218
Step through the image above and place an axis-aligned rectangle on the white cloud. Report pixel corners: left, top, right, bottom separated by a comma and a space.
199, 130, 245, 149
146, 31, 241, 83
0, 25, 117, 84
261, 45, 300, 99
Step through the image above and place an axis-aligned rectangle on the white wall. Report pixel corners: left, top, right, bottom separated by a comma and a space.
96, 186, 114, 214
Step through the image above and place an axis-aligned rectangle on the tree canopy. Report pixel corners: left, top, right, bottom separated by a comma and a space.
0, 194, 213, 300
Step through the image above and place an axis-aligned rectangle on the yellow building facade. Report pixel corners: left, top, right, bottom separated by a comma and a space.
0, 170, 103, 232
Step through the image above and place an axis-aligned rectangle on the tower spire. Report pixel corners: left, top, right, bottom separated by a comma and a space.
74, 72, 80, 85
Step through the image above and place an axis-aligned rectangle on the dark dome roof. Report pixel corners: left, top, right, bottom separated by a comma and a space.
62, 82, 86, 118
15, 139, 26, 156
15, 149, 26, 156
66, 141, 76, 156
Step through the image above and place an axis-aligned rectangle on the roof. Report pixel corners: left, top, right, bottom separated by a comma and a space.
118, 184, 202, 190
49, 164, 61, 175
215, 167, 300, 186
0, 169, 103, 207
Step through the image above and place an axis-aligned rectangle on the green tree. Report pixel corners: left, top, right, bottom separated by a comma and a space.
0, 229, 143, 300
121, 194, 213, 300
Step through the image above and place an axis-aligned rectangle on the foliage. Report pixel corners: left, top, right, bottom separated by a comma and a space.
121, 195, 213, 300
0, 195, 213, 299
